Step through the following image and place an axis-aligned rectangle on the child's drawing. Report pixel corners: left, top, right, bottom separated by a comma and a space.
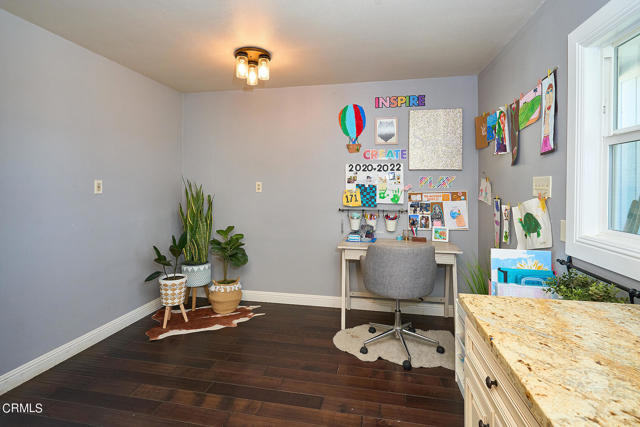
540, 72, 556, 154
494, 107, 510, 154
518, 83, 541, 129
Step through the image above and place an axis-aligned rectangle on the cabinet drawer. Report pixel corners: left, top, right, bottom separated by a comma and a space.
467, 322, 540, 426
465, 358, 516, 427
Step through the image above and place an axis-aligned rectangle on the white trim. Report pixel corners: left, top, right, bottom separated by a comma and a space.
567, 0, 640, 280
242, 289, 454, 317
0, 298, 161, 395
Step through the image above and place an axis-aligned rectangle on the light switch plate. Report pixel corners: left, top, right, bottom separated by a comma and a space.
560, 219, 566, 242
532, 176, 552, 198
94, 179, 103, 194
256, 182, 262, 193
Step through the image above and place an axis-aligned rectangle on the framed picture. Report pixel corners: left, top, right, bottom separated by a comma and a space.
432, 226, 449, 242
374, 117, 398, 145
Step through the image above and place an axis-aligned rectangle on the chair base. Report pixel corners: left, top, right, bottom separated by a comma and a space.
359, 300, 444, 370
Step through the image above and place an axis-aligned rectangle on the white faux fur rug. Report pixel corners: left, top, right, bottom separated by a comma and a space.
333, 324, 455, 370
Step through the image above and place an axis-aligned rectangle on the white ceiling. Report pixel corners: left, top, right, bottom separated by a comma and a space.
0, 0, 546, 93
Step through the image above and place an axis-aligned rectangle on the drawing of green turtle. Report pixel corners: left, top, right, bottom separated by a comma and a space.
518, 213, 541, 238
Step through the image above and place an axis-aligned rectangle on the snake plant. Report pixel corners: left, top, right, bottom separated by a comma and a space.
179, 179, 213, 265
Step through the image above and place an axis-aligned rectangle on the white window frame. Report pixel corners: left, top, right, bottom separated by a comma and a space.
567, 0, 640, 281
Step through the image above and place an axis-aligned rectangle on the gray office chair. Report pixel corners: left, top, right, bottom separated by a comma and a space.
359, 243, 444, 370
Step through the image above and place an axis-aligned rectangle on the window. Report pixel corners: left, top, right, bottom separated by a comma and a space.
567, 0, 640, 280
609, 32, 640, 235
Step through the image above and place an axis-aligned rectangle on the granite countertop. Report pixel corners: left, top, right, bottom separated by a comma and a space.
458, 294, 640, 426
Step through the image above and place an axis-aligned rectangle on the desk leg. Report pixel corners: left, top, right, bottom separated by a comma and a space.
444, 265, 451, 318
452, 257, 458, 318
345, 260, 351, 310
341, 251, 346, 330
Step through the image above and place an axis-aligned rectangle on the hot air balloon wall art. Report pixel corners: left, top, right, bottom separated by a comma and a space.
339, 104, 366, 153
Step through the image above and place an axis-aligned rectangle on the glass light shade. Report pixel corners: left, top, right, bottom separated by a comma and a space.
247, 63, 258, 86
235, 54, 248, 79
258, 56, 270, 80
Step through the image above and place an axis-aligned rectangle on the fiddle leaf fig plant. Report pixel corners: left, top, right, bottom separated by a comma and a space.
210, 226, 248, 284
144, 232, 188, 282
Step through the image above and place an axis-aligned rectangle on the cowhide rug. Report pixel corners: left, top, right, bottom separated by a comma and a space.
333, 324, 455, 370
146, 305, 264, 341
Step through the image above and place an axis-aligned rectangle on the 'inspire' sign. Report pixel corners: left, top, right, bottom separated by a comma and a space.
375, 95, 425, 108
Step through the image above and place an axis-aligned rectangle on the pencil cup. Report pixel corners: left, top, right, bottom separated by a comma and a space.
385, 217, 398, 232
349, 212, 362, 231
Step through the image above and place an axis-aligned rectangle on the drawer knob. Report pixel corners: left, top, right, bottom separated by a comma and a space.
485, 376, 498, 389
478, 420, 489, 427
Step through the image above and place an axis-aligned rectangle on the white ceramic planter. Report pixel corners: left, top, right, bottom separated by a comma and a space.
182, 262, 212, 288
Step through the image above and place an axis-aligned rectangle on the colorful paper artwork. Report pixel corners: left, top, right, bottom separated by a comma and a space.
540, 72, 556, 154
432, 227, 449, 242
494, 107, 511, 154
478, 178, 492, 205
339, 104, 366, 152
444, 201, 468, 229
486, 112, 497, 142
345, 163, 404, 205
502, 204, 511, 244
375, 95, 425, 108
356, 184, 377, 207
436, 176, 456, 189
518, 83, 541, 130
493, 198, 501, 248
374, 117, 398, 144
342, 189, 362, 207
490, 249, 554, 298
408, 109, 463, 170
509, 101, 520, 165
408, 191, 468, 230
512, 198, 552, 249
475, 114, 488, 149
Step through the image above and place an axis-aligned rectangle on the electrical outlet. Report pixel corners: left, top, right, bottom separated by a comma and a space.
560, 219, 566, 242
94, 179, 103, 194
256, 182, 262, 193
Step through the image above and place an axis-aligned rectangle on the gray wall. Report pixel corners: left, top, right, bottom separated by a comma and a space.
182, 76, 478, 298
0, 10, 182, 375
477, 0, 638, 289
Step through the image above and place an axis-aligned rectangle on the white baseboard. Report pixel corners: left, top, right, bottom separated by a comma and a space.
0, 298, 161, 395
242, 290, 454, 317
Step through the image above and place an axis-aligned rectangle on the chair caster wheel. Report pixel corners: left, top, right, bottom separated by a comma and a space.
368, 326, 376, 333
436, 346, 445, 354
407, 326, 416, 333
360, 346, 368, 354
402, 360, 412, 370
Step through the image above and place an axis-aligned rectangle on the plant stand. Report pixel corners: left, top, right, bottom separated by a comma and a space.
184, 286, 211, 311
162, 304, 189, 329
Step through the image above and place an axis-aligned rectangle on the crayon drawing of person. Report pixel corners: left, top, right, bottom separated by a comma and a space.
495, 109, 509, 154
541, 82, 554, 153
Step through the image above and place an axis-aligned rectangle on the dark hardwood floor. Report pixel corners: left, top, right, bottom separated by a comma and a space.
0, 299, 463, 426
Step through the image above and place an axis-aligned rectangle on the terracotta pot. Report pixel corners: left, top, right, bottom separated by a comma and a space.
346, 143, 361, 153
158, 274, 187, 307
209, 280, 242, 314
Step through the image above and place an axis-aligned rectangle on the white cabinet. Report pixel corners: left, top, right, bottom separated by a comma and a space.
463, 315, 541, 427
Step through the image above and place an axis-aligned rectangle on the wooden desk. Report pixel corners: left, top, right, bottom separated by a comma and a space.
337, 239, 463, 329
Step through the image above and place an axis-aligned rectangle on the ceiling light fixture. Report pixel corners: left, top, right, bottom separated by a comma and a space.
234, 47, 270, 85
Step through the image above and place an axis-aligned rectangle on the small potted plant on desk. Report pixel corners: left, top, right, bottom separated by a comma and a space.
209, 226, 248, 314
145, 232, 190, 328
179, 179, 213, 311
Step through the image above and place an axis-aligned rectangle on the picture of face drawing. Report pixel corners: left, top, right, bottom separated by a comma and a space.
541, 83, 554, 152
